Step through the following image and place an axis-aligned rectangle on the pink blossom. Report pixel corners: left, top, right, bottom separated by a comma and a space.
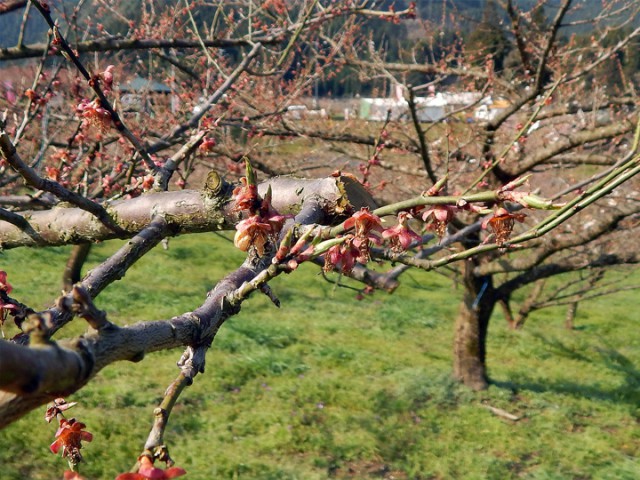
44, 398, 77, 423
116, 456, 186, 480
234, 215, 274, 256
323, 235, 371, 274
77, 99, 111, 133
481, 207, 527, 246
232, 177, 259, 213
63, 471, 86, 480
421, 204, 457, 238
382, 212, 422, 251
198, 137, 217, 152
100, 65, 115, 92
344, 207, 383, 238
49, 418, 93, 464
0, 271, 13, 294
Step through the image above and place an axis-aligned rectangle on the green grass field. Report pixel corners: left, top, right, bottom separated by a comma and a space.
1, 234, 638, 479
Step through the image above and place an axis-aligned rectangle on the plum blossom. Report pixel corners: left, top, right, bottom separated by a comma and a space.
45, 398, 77, 423
115, 456, 186, 480
338, 207, 384, 263
421, 204, 457, 238
344, 207, 383, 238
45, 166, 61, 181
482, 207, 526, 246
50, 418, 93, 464
323, 235, 369, 274
198, 137, 217, 152
234, 214, 285, 256
99, 65, 115, 93
0, 271, 16, 332
77, 99, 111, 133
232, 177, 259, 213
382, 212, 422, 251
139, 175, 155, 191
63, 471, 86, 480
0, 270, 13, 294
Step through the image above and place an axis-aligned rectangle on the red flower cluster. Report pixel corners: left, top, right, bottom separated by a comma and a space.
324, 235, 369, 274
77, 99, 111, 133
232, 164, 287, 257
234, 214, 285, 256
324, 208, 424, 272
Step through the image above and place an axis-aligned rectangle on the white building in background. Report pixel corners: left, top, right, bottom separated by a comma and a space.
358, 85, 507, 123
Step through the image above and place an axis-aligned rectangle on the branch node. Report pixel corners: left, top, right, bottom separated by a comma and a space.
64, 285, 114, 331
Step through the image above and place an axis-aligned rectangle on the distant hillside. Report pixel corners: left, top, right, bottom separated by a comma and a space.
0, 7, 49, 49
0, 1, 631, 50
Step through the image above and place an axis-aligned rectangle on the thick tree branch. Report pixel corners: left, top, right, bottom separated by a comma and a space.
0, 0, 27, 14
0, 176, 372, 249
498, 250, 640, 296
505, 121, 634, 176
0, 35, 282, 61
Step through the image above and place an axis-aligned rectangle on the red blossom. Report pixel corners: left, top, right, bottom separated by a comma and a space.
50, 418, 93, 464
323, 236, 361, 274
116, 456, 186, 480
481, 207, 527, 246
323, 235, 373, 274
63, 471, 86, 480
0, 270, 16, 329
0, 283, 16, 335
25, 88, 39, 102
232, 177, 259, 213
234, 215, 274, 256
0, 271, 13, 294
140, 175, 155, 191
421, 204, 457, 238
382, 212, 422, 251
198, 137, 217, 152
45, 166, 61, 181
344, 207, 383, 238
77, 99, 111, 133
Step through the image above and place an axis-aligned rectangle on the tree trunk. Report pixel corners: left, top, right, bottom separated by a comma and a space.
453, 259, 496, 390
565, 301, 578, 330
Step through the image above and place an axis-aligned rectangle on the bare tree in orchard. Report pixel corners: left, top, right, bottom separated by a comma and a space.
0, 0, 638, 477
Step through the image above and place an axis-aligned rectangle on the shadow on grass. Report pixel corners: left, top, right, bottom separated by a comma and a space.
494, 334, 640, 407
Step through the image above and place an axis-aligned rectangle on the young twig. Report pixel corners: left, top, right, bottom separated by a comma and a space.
29, 1, 158, 173
0, 131, 127, 235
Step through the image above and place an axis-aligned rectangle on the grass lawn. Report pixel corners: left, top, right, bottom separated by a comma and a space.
1, 233, 638, 479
